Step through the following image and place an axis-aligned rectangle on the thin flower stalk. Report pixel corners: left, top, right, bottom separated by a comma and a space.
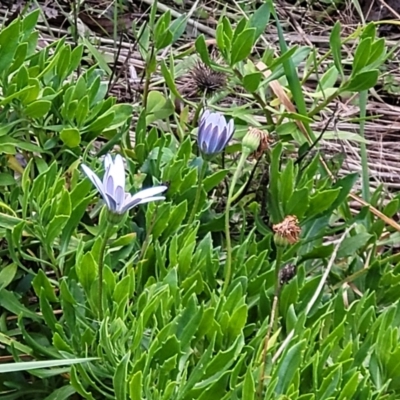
223, 151, 247, 295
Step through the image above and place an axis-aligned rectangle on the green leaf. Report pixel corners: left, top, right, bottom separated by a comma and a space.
24, 100, 51, 118
0, 263, 17, 291
86, 112, 115, 134
228, 304, 247, 339
337, 231, 372, 258
330, 22, 343, 78
203, 169, 228, 192
195, 35, 211, 65
76, 96, 89, 127
243, 368, 255, 400
170, 14, 188, 43
242, 72, 262, 92
76, 252, 97, 292
0, 289, 42, 321
161, 60, 182, 99
274, 339, 306, 394
32, 270, 58, 303
285, 188, 309, 219
43, 385, 76, 400
307, 188, 340, 218
146, 91, 174, 124
129, 370, 142, 400
316, 365, 342, 399
0, 212, 24, 230
113, 275, 131, 305
248, 2, 271, 39
368, 38, 386, 68
344, 70, 379, 92
146, 91, 167, 115
56, 189, 72, 217
162, 201, 188, 239
230, 28, 256, 65
114, 352, 130, 400
0, 173, 16, 186
0, 358, 97, 373
46, 215, 69, 244
0, 19, 20, 73
83, 38, 112, 75
352, 38, 371, 75
337, 371, 360, 400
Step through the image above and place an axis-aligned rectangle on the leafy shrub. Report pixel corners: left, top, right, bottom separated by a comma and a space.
0, 3, 399, 400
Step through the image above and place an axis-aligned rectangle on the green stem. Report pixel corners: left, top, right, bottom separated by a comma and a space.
359, 90, 369, 202
223, 152, 248, 295
186, 160, 208, 228
274, 246, 283, 297
257, 246, 283, 398
98, 224, 113, 320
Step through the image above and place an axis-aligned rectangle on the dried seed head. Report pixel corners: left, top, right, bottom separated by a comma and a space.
273, 215, 301, 246
178, 55, 227, 99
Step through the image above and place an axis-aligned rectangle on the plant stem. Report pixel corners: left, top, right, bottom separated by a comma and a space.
98, 224, 113, 320
186, 160, 208, 228
223, 152, 248, 295
359, 90, 370, 202
142, 49, 154, 110
273, 246, 283, 297
257, 245, 283, 398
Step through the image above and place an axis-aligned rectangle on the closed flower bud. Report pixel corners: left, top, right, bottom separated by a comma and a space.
243, 127, 262, 153
243, 127, 270, 158
197, 109, 235, 158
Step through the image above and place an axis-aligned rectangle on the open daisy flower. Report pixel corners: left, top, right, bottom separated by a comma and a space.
81, 154, 167, 215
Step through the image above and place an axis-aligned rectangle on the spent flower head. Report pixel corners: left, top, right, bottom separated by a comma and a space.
197, 109, 234, 158
81, 154, 167, 215
273, 215, 301, 247
243, 127, 270, 158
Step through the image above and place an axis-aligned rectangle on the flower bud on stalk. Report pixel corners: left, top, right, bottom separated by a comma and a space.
273, 215, 301, 247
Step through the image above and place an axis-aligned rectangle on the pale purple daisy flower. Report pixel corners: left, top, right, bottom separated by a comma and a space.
197, 110, 235, 156
81, 154, 167, 215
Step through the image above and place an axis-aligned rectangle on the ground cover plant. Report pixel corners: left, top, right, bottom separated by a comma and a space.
1, 0, 400, 399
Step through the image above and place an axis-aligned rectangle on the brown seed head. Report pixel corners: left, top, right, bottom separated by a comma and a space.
273, 215, 301, 246
178, 52, 227, 99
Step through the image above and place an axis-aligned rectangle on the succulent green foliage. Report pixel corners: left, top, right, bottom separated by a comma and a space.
0, 3, 399, 400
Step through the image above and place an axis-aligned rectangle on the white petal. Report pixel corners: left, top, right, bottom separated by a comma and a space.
136, 196, 165, 205
227, 118, 235, 137
81, 164, 111, 208
104, 154, 113, 171
114, 185, 126, 213
110, 154, 126, 195
135, 186, 168, 199
81, 164, 104, 194
102, 154, 113, 192
121, 186, 168, 213
121, 195, 165, 213
201, 109, 211, 122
